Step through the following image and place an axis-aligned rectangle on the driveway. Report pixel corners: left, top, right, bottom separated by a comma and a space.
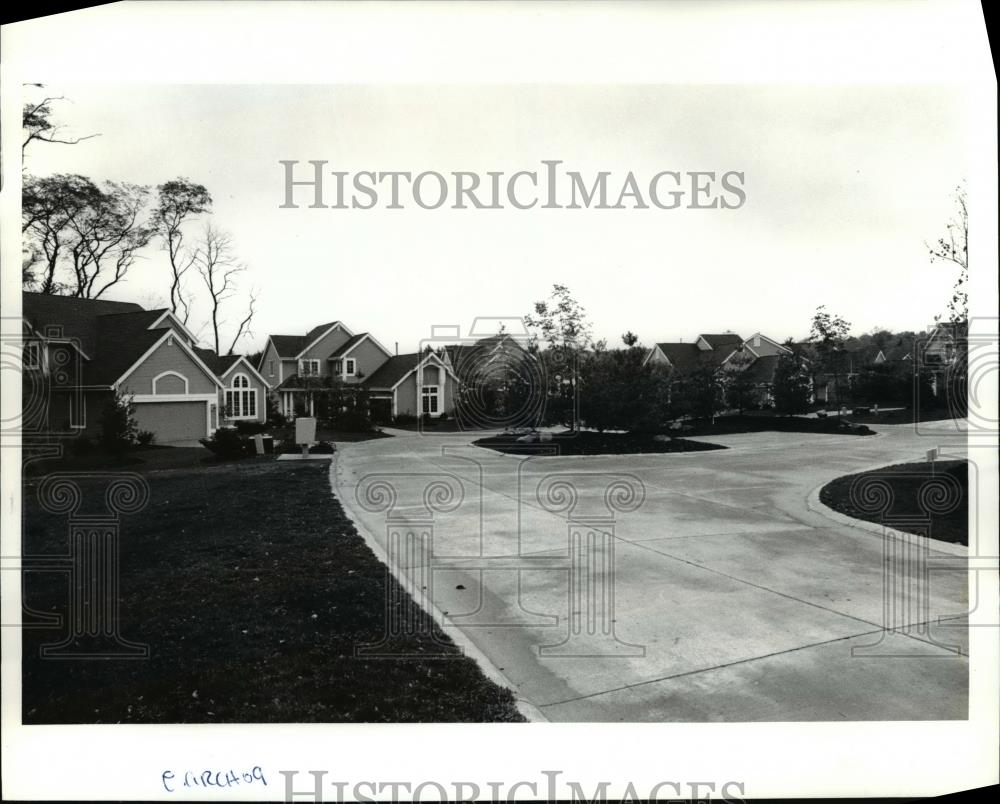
332, 420, 969, 721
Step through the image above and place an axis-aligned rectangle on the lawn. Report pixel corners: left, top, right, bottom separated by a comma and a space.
21, 459, 524, 723
474, 431, 726, 456
819, 460, 968, 545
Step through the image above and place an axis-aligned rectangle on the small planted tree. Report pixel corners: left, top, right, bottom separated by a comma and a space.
809, 305, 852, 412
100, 391, 137, 454
525, 284, 594, 431
772, 351, 813, 414
673, 365, 723, 423
579, 339, 670, 432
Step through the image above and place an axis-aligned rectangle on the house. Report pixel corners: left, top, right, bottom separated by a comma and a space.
259, 322, 457, 421
22, 292, 263, 445
644, 331, 794, 406
644, 332, 743, 373
364, 350, 458, 422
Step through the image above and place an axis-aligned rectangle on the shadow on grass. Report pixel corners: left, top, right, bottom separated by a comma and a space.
21, 460, 524, 723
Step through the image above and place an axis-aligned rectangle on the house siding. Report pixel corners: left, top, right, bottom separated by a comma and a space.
746, 337, 787, 357
339, 338, 390, 384
260, 342, 282, 386
120, 339, 218, 395
299, 325, 351, 377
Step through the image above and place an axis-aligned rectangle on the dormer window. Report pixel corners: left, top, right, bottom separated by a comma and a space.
299, 359, 320, 376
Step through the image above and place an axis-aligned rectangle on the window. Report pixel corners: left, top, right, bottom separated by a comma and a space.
345, 358, 356, 376
268, 360, 275, 377
421, 385, 439, 414
299, 359, 320, 376
331, 359, 342, 374
24, 341, 41, 369
225, 374, 257, 419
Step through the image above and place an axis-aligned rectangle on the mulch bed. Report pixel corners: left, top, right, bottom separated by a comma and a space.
680, 414, 874, 437
21, 460, 524, 723
474, 431, 727, 456
837, 407, 962, 425
819, 460, 968, 545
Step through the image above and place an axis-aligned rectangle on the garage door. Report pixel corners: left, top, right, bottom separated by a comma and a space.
133, 400, 208, 444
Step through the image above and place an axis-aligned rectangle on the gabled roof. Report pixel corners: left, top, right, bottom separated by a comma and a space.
296, 321, 352, 358
82, 309, 171, 386
328, 333, 370, 359
698, 333, 743, 351
442, 334, 531, 378
194, 348, 243, 377
363, 353, 422, 389
363, 351, 457, 390
742, 354, 781, 385
23, 292, 145, 358
269, 334, 307, 358
653, 342, 703, 372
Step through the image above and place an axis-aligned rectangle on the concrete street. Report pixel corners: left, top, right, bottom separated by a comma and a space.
332, 419, 970, 721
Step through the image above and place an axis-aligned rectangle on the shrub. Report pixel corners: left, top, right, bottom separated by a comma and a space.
136, 430, 156, 446
234, 420, 267, 435
199, 426, 252, 459
772, 352, 813, 414
438, 411, 449, 422
332, 410, 374, 433
100, 392, 137, 453
393, 413, 417, 427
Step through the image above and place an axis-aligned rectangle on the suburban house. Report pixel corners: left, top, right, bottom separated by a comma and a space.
259, 322, 458, 421
918, 321, 967, 397
644, 331, 794, 406
22, 292, 266, 445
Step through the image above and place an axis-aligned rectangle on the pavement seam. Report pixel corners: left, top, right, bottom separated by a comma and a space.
539, 615, 967, 709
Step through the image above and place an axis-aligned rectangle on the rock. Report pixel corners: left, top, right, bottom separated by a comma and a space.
539, 432, 552, 442
653, 434, 672, 442
516, 434, 538, 443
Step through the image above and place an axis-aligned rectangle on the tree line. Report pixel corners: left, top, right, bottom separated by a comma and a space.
21, 90, 256, 356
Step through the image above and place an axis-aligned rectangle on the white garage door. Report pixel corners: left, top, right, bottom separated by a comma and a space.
133, 400, 208, 445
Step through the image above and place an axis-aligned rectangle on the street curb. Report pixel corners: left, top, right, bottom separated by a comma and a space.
327, 451, 548, 723
806, 471, 968, 558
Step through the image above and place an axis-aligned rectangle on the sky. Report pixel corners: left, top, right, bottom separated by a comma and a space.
22, 83, 969, 355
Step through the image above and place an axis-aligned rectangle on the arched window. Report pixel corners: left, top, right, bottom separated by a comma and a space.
225, 373, 257, 419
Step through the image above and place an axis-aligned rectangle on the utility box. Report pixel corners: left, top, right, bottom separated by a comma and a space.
295, 417, 317, 447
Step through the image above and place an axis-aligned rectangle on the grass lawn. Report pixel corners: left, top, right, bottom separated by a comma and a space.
21, 459, 524, 723
819, 460, 968, 545
474, 431, 726, 456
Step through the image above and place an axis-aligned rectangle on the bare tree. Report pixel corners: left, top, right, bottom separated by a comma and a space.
193, 224, 257, 355
927, 184, 968, 324
152, 179, 213, 322
22, 175, 152, 298
22, 174, 103, 294
22, 90, 100, 159
67, 183, 153, 299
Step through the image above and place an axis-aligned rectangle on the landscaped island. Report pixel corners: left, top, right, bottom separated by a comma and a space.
474, 431, 727, 456
820, 460, 968, 546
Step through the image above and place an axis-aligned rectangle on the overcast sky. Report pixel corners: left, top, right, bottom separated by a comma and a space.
24, 83, 968, 354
